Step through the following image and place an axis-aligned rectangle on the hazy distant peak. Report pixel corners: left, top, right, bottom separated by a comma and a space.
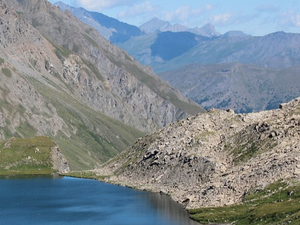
140, 18, 219, 37
223, 30, 249, 37
140, 17, 171, 33
192, 23, 220, 37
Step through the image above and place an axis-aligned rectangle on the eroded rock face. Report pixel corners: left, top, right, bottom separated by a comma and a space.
96, 97, 300, 209
0, 0, 203, 169
5, 0, 204, 133
51, 146, 70, 174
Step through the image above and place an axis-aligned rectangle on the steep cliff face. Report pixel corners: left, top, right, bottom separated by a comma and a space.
6, 0, 204, 133
0, 0, 67, 138
96, 97, 300, 209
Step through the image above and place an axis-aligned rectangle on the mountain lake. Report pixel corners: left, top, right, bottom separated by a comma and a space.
0, 175, 200, 225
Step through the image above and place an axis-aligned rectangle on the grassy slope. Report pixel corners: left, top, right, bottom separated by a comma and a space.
44, 1, 205, 119
0, 59, 144, 171
105, 50, 205, 116
2, 0, 202, 173
0, 136, 57, 175
189, 180, 300, 225
29, 78, 144, 170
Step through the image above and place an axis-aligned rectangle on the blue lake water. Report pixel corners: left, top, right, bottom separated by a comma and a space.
0, 176, 200, 225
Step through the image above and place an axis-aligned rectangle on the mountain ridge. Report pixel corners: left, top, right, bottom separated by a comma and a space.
119, 31, 300, 73
0, 0, 203, 170
139, 17, 220, 37
54, 1, 145, 43
160, 62, 300, 113
94, 97, 300, 212
7, 0, 204, 132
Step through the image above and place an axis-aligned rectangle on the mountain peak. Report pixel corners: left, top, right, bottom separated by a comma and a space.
140, 17, 171, 33
140, 18, 219, 37
223, 30, 249, 37
190, 23, 220, 37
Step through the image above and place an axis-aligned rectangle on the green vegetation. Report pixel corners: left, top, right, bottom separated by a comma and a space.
224, 126, 277, 165
83, 34, 100, 48
55, 45, 72, 62
28, 78, 144, 170
0, 57, 4, 65
0, 136, 57, 175
105, 51, 204, 116
82, 58, 105, 81
195, 131, 215, 142
2, 68, 12, 78
15, 120, 38, 138
46, 38, 72, 62
189, 180, 300, 225
64, 171, 108, 181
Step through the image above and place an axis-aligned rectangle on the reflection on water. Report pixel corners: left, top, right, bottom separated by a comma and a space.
143, 192, 200, 225
0, 176, 200, 225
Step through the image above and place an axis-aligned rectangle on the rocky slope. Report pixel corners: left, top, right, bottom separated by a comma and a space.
0, 0, 147, 170
6, 0, 204, 133
160, 63, 300, 113
0, 0, 203, 170
95, 97, 300, 209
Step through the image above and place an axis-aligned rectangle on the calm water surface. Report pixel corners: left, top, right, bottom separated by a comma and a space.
0, 176, 200, 225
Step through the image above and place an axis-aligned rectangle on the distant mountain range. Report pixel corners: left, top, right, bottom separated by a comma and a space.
139, 17, 219, 37
119, 31, 300, 73
54, 1, 145, 43
54, 2, 219, 44
53, 2, 300, 113
160, 63, 300, 113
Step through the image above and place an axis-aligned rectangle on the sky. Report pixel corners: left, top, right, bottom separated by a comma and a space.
48, 0, 300, 36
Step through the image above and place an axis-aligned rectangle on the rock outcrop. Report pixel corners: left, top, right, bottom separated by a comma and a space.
96, 97, 300, 209
50, 146, 70, 173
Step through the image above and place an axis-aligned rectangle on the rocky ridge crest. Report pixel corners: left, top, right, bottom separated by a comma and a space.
96, 97, 300, 209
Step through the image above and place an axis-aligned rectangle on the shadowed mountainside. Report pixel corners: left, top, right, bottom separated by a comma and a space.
119, 31, 300, 73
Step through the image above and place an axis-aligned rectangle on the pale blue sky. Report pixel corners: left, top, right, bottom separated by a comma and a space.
48, 0, 300, 36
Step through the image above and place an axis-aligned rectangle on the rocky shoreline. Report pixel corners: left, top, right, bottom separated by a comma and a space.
93, 97, 300, 210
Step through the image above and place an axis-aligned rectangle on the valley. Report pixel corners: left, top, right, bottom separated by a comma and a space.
0, 0, 203, 170
0, 0, 300, 224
